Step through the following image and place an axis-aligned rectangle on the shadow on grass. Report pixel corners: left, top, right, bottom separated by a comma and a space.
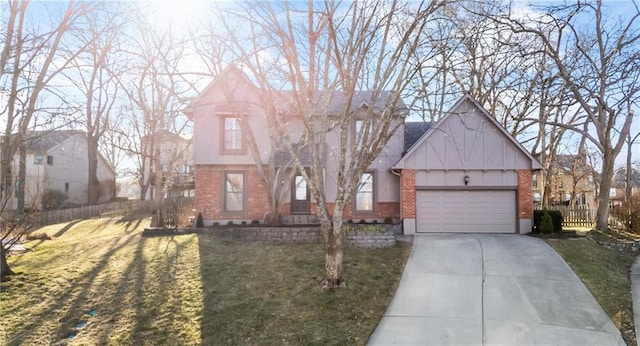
5, 233, 139, 344
196, 235, 410, 345
52, 220, 83, 238
116, 214, 148, 233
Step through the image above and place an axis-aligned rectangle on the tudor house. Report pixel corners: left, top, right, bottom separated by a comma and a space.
186, 66, 542, 234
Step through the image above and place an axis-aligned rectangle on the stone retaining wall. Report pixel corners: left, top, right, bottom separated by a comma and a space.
142, 225, 398, 249
592, 238, 640, 253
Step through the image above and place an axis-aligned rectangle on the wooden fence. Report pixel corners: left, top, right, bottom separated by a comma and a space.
609, 209, 633, 231
534, 205, 635, 231
2, 197, 194, 227
535, 205, 595, 228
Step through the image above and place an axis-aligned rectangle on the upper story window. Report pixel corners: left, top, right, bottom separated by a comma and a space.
355, 172, 375, 212
532, 174, 538, 188
353, 119, 373, 150
221, 116, 244, 153
47, 155, 54, 165
34, 155, 43, 165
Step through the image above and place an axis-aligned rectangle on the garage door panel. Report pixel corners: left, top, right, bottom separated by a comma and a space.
416, 190, 516, 233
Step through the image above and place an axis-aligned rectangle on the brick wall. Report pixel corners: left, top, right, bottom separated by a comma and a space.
324, 202, 400, 221
197, 165, 401, 222
195, 165, 269, 221
517, 170, 533, 219
400, 169, 416, 218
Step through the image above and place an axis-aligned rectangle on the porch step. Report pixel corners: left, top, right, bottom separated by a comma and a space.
282, 214, 320, 225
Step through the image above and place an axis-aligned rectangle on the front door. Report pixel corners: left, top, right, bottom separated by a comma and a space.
291, 170, 311, 214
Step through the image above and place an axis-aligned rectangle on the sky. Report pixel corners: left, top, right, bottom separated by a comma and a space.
1, 0, 639, 173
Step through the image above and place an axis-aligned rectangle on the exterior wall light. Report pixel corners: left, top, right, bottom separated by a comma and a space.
464, 174, 470, 186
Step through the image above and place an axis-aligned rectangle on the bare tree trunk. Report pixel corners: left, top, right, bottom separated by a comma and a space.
87, 139, 100, 204
17, 144, 26, 211
596, 151, 615, 231
0, 247, 14, 280
0, 150, 12, 209
320, 202, 346, 290
626, 129, 638, 204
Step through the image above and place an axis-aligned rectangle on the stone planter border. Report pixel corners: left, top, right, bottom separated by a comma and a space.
142, 225, 399, 249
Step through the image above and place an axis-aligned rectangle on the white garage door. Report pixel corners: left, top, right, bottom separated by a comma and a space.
416, 190, 516, 233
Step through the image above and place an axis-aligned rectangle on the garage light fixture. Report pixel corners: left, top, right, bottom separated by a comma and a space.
464, 174, 470, 186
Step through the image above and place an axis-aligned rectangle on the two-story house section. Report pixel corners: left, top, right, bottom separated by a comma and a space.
141, 130, 194, 200
3, 130, 116, 210
532, 153, 597, 207
186, 65, 542, 234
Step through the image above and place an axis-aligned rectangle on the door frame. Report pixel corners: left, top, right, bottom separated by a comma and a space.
290, 168, 311, 214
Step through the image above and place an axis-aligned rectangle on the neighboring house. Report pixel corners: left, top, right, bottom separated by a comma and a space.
142, 130, 194, 200
3, 130, 116, 210
609, 187, 640, 208
186, 67, 542, 234
610, 168, 640, 208
532, 153, 598, 207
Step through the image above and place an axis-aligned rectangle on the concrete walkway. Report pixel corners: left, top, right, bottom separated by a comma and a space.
631, 256, 640, 346
368, 234, 624, 345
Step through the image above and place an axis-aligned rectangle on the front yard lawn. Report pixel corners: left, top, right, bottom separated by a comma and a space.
1, 216, 410, 345
545, 237, 636, 345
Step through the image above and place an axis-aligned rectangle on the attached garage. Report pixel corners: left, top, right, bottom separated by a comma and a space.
415, 190, 516, 233
394, 95, 543, 235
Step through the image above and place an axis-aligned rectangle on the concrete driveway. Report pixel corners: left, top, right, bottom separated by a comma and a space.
368, 234, 625, 345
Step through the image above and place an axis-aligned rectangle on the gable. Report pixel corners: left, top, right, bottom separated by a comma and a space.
394, 95, 542, 171
185, 65, 257, 119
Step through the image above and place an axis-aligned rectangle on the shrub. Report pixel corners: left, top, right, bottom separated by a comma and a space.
227, 220, 234, 226
213, 222, 220, 227
548, 210, 563, 233
533, 209, 563, 233
383, 216, 394, 224
540, 210, 554, 234
196, 213, 204, 228
41, 189, 66, 210
359, 219, 366, 224
347, 219, 353, 224
251, 220, 260, 225
372, 219, 378, 224
241, 221, 247, 225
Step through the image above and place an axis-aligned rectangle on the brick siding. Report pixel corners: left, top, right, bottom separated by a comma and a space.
195, 165, 268, 221
517, 170, 533, 219
400, 169, 416, 218
197, 165, 399, 222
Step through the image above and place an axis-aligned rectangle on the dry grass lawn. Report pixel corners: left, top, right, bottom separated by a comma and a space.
545, 237, 636, 345
1, 216, 410, 345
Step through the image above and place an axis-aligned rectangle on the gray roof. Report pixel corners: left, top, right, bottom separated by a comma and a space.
403, 122, 432, 152
273, 143, 327, 167
1, 130, 85, 153
188, 65, 409, 118
272, 90, 408, 117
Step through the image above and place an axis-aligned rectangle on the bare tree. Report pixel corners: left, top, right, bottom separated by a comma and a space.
491, 1, 640, 230
63, 5, 125, 204
214, 0, 448, 288
0, 1, 95, 278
